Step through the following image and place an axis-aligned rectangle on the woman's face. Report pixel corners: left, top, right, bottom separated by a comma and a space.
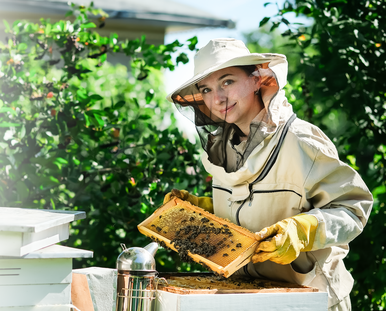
197, 66, 263, 134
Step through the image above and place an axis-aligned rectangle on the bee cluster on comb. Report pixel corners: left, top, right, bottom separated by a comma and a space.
138, 198, 258, 278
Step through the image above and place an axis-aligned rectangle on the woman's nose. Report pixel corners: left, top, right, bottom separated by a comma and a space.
213, 88, 226, 105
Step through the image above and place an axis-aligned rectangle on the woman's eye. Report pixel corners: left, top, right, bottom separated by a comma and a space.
202, 88, 210, 94
223, 80, 233, 86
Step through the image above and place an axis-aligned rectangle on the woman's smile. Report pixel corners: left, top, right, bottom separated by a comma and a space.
220, 102, 237, 114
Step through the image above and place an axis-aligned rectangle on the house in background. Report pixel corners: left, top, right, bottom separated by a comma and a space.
0, 0, 235, 44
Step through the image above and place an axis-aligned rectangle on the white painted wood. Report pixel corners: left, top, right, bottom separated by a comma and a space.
0, 231, 23, 257
0, 258, 72, 285
0, 208, 85, 233
0, 245, 94, 259
0, 246, 93, 308
45, 210, 86, 221
0, 227, 69, 257
155, 291, 329, 311
0, 306, 73, 311
0, 208, 86, 256
0, 283, 71, 307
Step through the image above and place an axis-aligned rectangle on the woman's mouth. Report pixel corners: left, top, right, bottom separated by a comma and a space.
220, 103, 236, 114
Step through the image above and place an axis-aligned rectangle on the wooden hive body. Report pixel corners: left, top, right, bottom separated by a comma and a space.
138, 198, 258, 277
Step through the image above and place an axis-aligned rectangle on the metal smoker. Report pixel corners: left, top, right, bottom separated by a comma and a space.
116, 242, 159, 311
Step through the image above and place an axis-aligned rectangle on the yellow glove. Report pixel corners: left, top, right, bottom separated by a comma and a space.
163, 189, 214, 213
251, 214, 318, 265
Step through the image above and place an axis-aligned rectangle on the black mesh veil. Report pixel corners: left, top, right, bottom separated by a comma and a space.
171, 63, 282, 173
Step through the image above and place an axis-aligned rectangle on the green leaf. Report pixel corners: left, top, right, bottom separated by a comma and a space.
77, 89, 88, 99
0, 107, 17, 116
55, 157, 68, 164
187, 36, 198, 51
89, 94, 103, 101
140, 203, 148, 214
65, 10, 73, 17
3, 20, 10, 32
281, 18, 290, 25
45, 23, 51, 35
17, 43, 28, 50
281, 29, 292, 37
137, 68, 149, 81
93, 113, 104, 127
84, 113, 91, 127
19, 124, 26, 139
145, 89, 154, 104
176, 53, 189, 65
346, 155, 359, 170
53, 157, 68, 170
132, 98, 140, 108
80, 22, 96, 29
0, 122, 21, 127
270, 22, 281, 31
114, 100, 126, 110
259, 17, 271, 27
49, 176, 60, 184
50, 198, 56, 210
138, 115, 151, 120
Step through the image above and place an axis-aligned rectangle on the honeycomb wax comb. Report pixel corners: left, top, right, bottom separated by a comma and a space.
137, 198, 258, 278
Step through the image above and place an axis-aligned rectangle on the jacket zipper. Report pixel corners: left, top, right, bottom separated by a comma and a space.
248, 189, 302, 206
235, 113, 297, 226
212, 185, 232, 194
236, 189, 302, 225
251, 189, 301, 197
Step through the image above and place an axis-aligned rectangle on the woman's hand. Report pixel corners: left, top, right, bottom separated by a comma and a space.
163, 189, 214, 213
252, 214, 318, 265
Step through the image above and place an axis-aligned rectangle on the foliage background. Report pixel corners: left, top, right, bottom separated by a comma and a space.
0, 4, 208, 272
0, 1, 385, 310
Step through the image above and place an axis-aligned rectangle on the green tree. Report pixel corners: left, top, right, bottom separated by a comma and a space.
254, 0, 386, 309
0, 3, 209, 271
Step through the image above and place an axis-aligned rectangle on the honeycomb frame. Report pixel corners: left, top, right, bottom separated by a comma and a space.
138, 198, 258, 278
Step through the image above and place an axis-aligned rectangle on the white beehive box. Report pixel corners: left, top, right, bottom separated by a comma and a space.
155, 290, 328, 311
0, 306, 74, 311
69, 268, 328, 311
0, 244, 93, 308
0, 207, 85, 256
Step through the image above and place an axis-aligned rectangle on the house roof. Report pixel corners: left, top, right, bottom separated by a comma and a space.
0, 0, 236, 30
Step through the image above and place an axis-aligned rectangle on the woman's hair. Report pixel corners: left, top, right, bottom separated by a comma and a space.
236, 65, 257, 76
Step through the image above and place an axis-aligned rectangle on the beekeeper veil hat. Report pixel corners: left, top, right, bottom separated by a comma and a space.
167, 38, 291, 172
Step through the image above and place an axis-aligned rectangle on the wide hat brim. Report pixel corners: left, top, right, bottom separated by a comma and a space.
166, 53, 286, 103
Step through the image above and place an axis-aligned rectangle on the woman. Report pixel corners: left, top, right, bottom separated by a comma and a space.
164, 38, 373, 311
